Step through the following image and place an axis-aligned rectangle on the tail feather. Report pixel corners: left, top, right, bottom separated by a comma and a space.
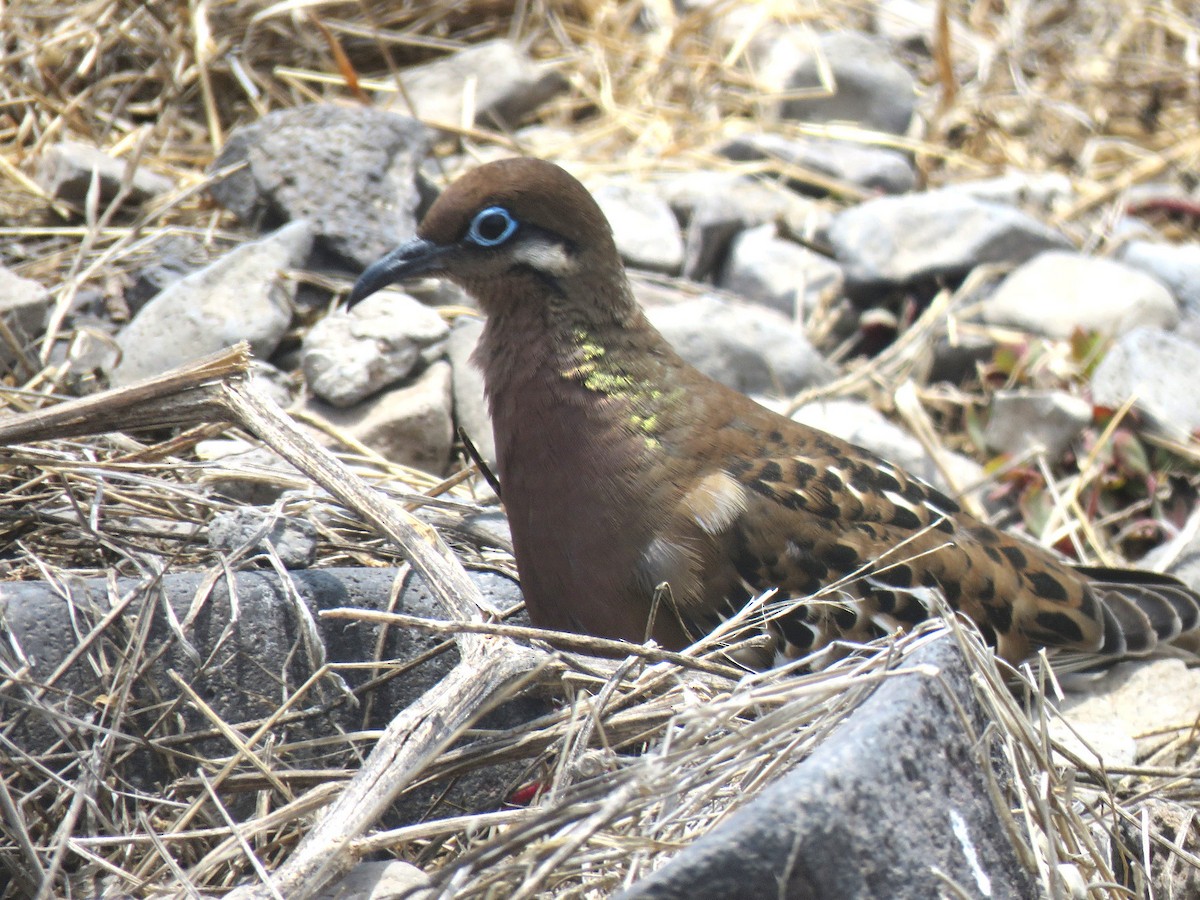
1098, 590, 1156, 655
1128, 585, 1185, 641
1097, 600, 1128, 657
1158, 586, 1200, 633
1078, 566, 1200, 658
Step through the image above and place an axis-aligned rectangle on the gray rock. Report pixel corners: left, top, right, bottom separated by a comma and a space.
0, 267, 50, 374
929, 330, 995, 385
718, 224, 843, 319
210, 105, 431, 269
208, 507, 320, 568
384, 39, 566, 129
654, 170, 807, 225
306, 360, 454, 475
1130, 798, 1200, 900
35, 140, 174, 208
303, 293, 449, 408
620, 635, 1039, 900
195, 437, 304, 505
124, 234, 212, 315
748, 29, 916, 134
941, 170, 1074, 214
644, 293, 836, 396
1118, 240, 1200, 314
678, 204, 743, 283
0, 567, 528, 808
1050, 659, 1200, 770
249, 360, 299, 410
591, 181, 685, 275
829, 192, 1070, 297
459, 509, 511, 549
1091, 327, 1200, 441
109, 220, 313, 385
446, 316, 495, 468
983, 390, 1092, 459
318, 860, 431, 900
654, 171, 829, 280
981, 251, 1178, 339
791, 398, 984, 496
719, 132, 916, 196
57, 329, 121, 392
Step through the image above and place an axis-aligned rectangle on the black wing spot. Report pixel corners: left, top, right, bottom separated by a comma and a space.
892, 594, 931, 625
728, 458, 753, 478
874, 564, 913, 588
869, 589, 897, 614
1027, 570, 1068, 603
985, 601, 1012, 632
1000, 546, 1026, 569
826, 543, 859, 570
759, 460, 783, 483
875, 470, 901, 494
777, 611, 817, 650
793, 460, 817, 484
832, 604, 859, 630
941, 579, 962, 605
889, 506, 922, 530
919, 485, 961, 515
1033, 610, 1085, 645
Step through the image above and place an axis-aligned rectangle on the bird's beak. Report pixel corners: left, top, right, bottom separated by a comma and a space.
348, 237, 447, 306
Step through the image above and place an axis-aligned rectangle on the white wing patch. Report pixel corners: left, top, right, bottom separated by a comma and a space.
685, 470, 749, 535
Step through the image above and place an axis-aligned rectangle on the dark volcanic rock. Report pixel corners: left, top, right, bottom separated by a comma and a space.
620, 635, 1039, 900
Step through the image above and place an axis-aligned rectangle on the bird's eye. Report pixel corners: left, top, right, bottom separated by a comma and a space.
466, 206, 518, 247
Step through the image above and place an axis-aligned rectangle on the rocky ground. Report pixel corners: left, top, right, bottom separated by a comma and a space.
1, 1, 1199, 897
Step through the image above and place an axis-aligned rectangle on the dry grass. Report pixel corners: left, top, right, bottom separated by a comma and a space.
1, 0, 1199, 897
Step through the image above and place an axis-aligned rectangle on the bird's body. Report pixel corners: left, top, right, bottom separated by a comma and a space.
350, 157, 1200, 666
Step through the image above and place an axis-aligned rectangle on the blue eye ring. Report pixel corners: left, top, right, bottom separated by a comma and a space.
466, 206, 518, 247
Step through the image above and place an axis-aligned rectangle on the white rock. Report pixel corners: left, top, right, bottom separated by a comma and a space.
1118, 240, 1200, 313
591, 181, 684, 274
302, 292, 448, 407
1091, 327, 1200, 441
1051, 658, 1200, 769
719, 224, 843, 319
941, 170, 1074, 214
984, 390, 1091, 458
980, 251, 1178, 339
110, 220, 313, 385
305, 361, 453, 475
316, 859, 430, 900
0, 267, 50, 371
446, 315, 495, 467
645, 292, 835, 396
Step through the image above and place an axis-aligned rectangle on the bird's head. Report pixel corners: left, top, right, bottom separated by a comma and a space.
348, 158, 627, 318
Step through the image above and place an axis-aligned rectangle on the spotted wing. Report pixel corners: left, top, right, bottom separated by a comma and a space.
674, 432, 1197, 664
